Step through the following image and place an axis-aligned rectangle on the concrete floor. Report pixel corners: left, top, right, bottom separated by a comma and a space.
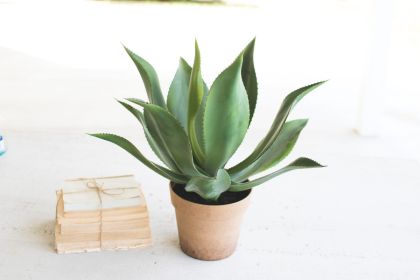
0, 127, 419, 279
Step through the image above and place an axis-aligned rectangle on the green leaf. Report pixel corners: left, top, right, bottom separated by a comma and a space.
187, 40, 206, 165
185, 169, 231, 201
229, 119, 308, 182
229, 157, 325, 192
116, 100, 180, 172
167, 57, 192, 130
203, 53, 250, 176
88, 133, 188, 183
123, 45, 166, 108
242, 38, 258, 125
126, 98, 201, 177
229, 81, 326, 176
194, 82, 209, 161
254, 119, 308, 173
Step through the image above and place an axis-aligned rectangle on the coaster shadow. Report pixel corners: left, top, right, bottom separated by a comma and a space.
31, 220, 56, 252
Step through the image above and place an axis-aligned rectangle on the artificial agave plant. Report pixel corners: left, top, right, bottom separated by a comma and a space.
90, 38, 326, 202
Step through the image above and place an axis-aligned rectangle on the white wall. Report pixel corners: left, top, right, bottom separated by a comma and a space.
0, 0, 419, 151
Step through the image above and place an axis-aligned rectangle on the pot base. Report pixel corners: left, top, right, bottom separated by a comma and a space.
179, 237, 237, 261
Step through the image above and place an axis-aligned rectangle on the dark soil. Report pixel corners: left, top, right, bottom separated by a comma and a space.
172, 182, 251, 205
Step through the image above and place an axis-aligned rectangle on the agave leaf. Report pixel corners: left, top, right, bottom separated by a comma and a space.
187, 40, 206, 164
229, 81, 326, 175
126, 98, 201, 177
167, 58, 192, 130
88, 133, 188, 183
254, 119, 307, 173
185, 169, 231, 201
242, 38, 258, 125
123, 46, 166, 108
167, 57, 210, 150
194, 82, 209, 159
229, 157, 325, 192
229, 119, 308, 182
116, 100, 180, 172
203, 53, 250, 176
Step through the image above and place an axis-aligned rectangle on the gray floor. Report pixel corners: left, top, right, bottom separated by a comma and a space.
0, 129, 419, 279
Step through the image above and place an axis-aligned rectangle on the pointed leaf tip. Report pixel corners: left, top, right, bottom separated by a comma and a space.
88, 133, 189, 183
203, 53, 249, 175
123, 46, 166, 108
241, 38, 258, 125
168, 58, 192, 130
229, 157, 325, 192
229, 80, 325, 177
228, 118, 310, 181
187, 38, 206, 165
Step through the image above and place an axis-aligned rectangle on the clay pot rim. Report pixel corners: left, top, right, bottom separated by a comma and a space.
170, 181, 251, 208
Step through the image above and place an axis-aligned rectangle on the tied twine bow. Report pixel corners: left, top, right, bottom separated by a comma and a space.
84, 178, 140, 249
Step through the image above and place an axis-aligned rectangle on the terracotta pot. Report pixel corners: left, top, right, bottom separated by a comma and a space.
170, 182, 251, 261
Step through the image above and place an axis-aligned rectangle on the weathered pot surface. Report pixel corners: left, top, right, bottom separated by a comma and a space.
170, 182, 251, 261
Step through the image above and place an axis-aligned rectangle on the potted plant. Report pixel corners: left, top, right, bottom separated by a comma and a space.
90, 38, 326, 260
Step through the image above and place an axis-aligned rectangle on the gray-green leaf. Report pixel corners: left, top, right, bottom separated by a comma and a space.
123, 46, 166, 108
167, 57, 192, 130
126, 98, 201, 177
88, 133, 188, 183
116, 100, 180, 172
229, 157, 325, 192
194, 82, 209, 163
188, 40, 206, 165
229, 81, 326, 176
185, 169, 231, 201
229, 119, 308, 182
242, 38, 258, 125
203, 53, 250, 176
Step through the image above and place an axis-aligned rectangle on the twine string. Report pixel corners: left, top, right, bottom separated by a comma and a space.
85, 179, 141, 249
86, 179, 105, 249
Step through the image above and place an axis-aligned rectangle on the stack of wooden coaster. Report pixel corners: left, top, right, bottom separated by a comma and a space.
55, 175, 152, 254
